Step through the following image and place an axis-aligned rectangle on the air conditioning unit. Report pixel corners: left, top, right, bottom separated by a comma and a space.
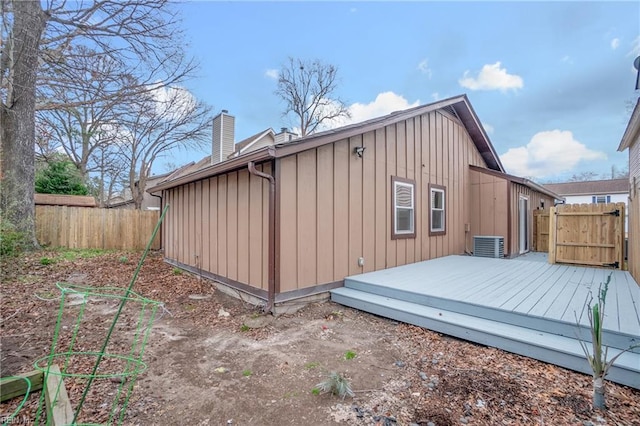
473, 236, 504, 258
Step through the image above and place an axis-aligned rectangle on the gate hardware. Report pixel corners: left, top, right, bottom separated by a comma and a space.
605, 209, 620, 217
604, 261, 620, 269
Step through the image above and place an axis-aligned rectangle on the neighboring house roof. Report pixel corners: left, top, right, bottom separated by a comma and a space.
619, 97, 640, 151
228, 128, 275, 159
469, 165, 562, 200
35, 193, 97, 207
542, 179, 629, 196
149, 94, 505, 193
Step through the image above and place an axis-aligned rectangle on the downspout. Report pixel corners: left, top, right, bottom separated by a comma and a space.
150, 191, 163, 251
248, 161, 276, 314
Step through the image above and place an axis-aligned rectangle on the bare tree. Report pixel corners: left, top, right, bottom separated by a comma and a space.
1, 0, 195, 247
1, 1, 48, 246
119, 85, 211, 209
275, 57, 350, 136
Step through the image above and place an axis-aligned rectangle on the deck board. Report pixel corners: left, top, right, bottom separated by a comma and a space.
342, 253, 639, 339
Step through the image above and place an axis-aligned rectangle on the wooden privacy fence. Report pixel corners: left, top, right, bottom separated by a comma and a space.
36, 206, 160, 250
548, 203, 625, 269
532, 208, 550, 252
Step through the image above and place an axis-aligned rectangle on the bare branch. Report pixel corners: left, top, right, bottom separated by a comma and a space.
274, 57, 350, 136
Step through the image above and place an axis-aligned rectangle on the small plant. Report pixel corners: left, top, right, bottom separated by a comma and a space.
242, 369, 252, 377
311, 387, 320, 395
119, 256, 128, 264
576, 274, 640, 410
172, 267, 183, 275
0, 221, 28, 257
40, 257, 54, 265
344, 350, 357, 360
240, 324, 250, 332
304, 362, 320, 370
315, 371, 354, 399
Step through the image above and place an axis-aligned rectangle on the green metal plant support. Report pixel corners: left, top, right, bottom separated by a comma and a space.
31, 204, 169, 425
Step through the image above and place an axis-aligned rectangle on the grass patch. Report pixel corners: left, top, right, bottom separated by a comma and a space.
311, 388, 320, 395
242, 369, 252, 377
344, 350, 357, 360
172, 267, 183, 275
304, 362, 320, 370
40, 257, 55, 265
118, 256, 128, 264
240, 324, 250, 332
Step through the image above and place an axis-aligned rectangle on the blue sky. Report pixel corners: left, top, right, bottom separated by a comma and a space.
163, 1, 640, 182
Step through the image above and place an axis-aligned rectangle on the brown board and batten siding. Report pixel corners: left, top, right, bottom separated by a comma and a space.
162, 164, 271, 292
276, 109, 487, 293
468, 165, 554, 257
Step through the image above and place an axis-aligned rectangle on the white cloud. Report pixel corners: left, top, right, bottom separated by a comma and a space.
264, 69, 279, 79
611, 38, 620, 50
483, 123, 494, 134
322, 91, 420, 131
350, 7, 357, 13
417, 59, 432, 79
561, 55, 573, 64
459, 62, 523, 92
501, 130, 607, 178
431, 92, 440, 101
152, 85, 197, 120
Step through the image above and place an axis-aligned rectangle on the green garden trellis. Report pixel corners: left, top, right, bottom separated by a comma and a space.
31, 204, 168, 425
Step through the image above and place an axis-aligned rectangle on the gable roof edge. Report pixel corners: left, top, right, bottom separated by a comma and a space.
272, 94, 504, 172
619, 97, 640, 151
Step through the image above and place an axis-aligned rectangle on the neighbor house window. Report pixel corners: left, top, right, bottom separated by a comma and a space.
592, 195, 610, 204
429, 184, 446, 235
392, 176, 415, 239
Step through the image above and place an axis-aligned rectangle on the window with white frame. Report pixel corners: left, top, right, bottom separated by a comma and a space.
592, 195, 610, 204
429, 184, 446, 235
392, 177, 415, 239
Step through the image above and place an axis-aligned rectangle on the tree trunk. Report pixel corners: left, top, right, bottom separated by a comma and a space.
593, 376, 605, 409
0, 1, 48, 247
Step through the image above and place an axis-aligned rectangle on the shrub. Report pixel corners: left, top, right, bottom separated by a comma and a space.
0, 221, 28, 257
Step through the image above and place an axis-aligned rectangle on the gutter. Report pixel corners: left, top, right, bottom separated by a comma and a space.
248, 160, 276, 314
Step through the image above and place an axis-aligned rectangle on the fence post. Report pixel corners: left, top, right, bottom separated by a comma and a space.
548, 207, 557, 264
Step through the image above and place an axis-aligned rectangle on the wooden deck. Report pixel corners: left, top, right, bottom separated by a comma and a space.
331, 253, 640, 389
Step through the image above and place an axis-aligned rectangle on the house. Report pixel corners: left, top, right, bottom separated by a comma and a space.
542, 178, 629, 232
619, 97, 640, 282
212, 110, 298, 161
148, 95, 559, 313
108, 162, 198, 210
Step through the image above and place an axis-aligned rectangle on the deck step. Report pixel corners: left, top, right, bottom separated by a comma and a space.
344, 277, 638, 352
331, 287, 640, 390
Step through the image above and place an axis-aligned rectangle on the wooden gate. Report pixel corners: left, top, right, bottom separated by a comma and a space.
548, 203, 625, 269
532, 208, 550, 252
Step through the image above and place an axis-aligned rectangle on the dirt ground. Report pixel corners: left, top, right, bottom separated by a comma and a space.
1, 250, 639, 425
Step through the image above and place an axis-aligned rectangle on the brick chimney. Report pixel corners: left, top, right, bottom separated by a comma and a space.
212, 110, 235, 164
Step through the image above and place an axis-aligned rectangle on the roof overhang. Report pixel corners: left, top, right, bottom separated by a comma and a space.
469, 165, 563, 201
619, 97, 640, 151
148, 147, 275, 192
150, 94, 505, 192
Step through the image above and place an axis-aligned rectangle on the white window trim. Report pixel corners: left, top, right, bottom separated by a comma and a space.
430, 186, 446, 234
392, 177, 415, 239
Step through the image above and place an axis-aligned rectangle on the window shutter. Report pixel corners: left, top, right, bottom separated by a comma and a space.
606, 195, 611, 203
396, 184, 412, 208
592, 196, 596, 204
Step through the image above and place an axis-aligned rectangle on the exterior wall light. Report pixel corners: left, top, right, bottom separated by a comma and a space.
353, 146, 366, 158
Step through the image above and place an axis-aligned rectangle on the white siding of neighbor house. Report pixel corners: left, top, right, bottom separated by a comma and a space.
563, 194, 629, 233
